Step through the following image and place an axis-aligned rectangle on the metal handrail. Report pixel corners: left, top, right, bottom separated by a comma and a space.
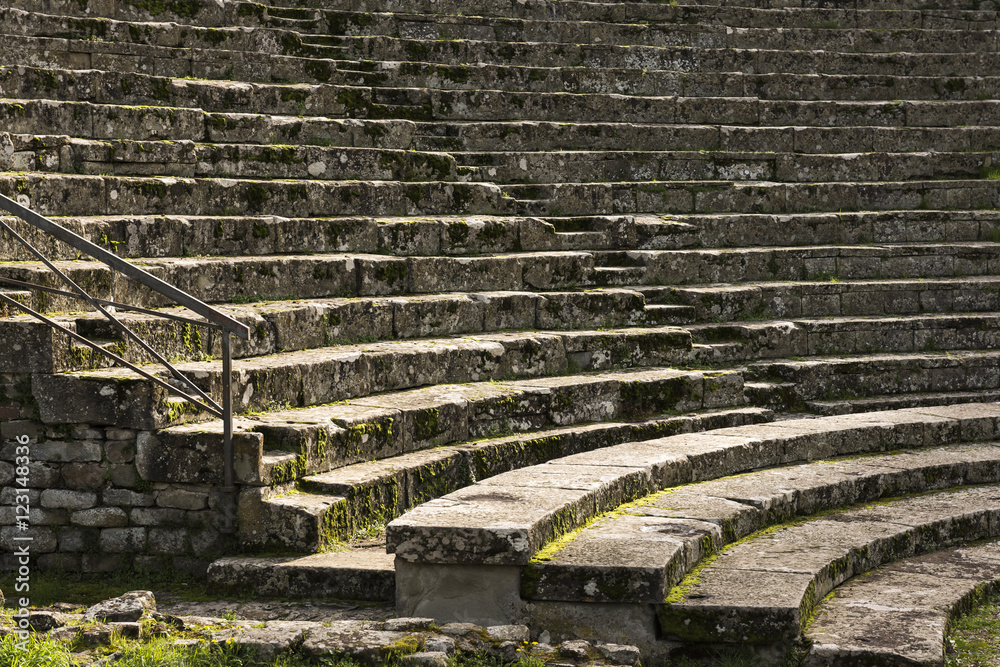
0, 193, 250, 532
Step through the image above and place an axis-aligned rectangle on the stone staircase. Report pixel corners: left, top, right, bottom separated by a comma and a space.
3, 0, 1000, 662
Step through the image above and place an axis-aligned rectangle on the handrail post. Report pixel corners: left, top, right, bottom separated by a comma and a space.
221, 331, 236, 533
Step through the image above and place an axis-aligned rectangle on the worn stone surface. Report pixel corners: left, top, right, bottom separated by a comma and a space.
82, 590, 156, 623
806, 542, 1000, 666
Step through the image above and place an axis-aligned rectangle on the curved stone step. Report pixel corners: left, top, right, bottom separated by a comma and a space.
628, 241, 1000, 286
748, 349, 1000, 405
658, 484, 1000, 644
508, 179, 1000, 217
687, 314, 1000, 361
460, 150, 991, 185
414, 123, 1000, 155
387, 404, 1000, 568
648, 276, 1000, 321
522, 443, 1000, 605
207, 550, 396, 601
27, 0, 998, 28
0, 172, 510, 218
660, 210, 1000, 251
805, 541, 1000, 666
0, 214, 557, 261
0, 287, 660, 372
241, 405, 764, 551
807, 390, 1000, 416
0, 98, 415, 147
10, 64, 1000, 126
36, 326, 699, 429
0, 250, 597, 312
146, 367, 745, 487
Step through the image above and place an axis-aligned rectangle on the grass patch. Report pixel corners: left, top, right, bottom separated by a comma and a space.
0, 569, 217, 608
947, 592, 1000, 666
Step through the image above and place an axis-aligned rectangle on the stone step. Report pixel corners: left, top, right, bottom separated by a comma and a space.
0, 215, 560, 261
322, 29, 998, 62
5, 134, 459, 182
747, 349, 1000, 405
390, 404, 1000, 624
207, 550, 397, 601
627, 241, 1000, 286
523, 443, 1000, 605
0, 98, 416, 147
15, 26, 1000, 100
0, 286, 664, 372
35, 326, 699, 430
807, 389, 1000, 416
0, 250, 602, 313
413, 123, 1000, 155
242, 406, 765, 551
24, 134, 997, 185
652, 210, 1000, 251
388, 404, 1000, 567
25, 0, 1000, 27
16, 5, 996, 60
232, 6, 1000, 39
9, 65, 1000, 125
645, 276, 1000, 321
0, 172, 510, 218
149, 369, 748, 490
458, 150, 994, 185
263, 0, 1000, 16
659, 484, 1000, 644
7, 97, 998, 158
311, 62, 1000, 101
687, 313, 1000, 361
508, 179, 1000, 217
805, 541, 1000, 666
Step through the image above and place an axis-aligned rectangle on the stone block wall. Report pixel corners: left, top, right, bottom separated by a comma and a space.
0, 402, 231, 576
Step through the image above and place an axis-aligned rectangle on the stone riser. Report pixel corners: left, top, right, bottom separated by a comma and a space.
0, 215, 558, 261
461, 151, 992, 185
415, 123, 1000, 155
0, 173, 511, 218
689, 314, 1000, 362
7, 65, 1000, 125
662, 211, 1000, 252
0, 99, 415, 148
11, 33, 1000, 103
630, 242, 1000, 286
749, 350, 1000, 404
0, 287, 654, 372
12, 133, 995, 185
0, 251, 595, 314
33, 326, 696, 430
511, 180, 1000, 217
654, 277, 1000, 322
19, 0, 1000, 27
8, 137, 459, 183
145, 367, 747, 487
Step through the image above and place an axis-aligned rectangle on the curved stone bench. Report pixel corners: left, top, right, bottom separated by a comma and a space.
388, 404, 1000, 626
805, 541, 1000, 666
659, 485, 1000, 645
523, 442, 1000, 606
